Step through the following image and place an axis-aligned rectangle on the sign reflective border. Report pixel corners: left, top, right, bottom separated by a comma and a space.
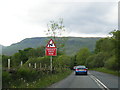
46, 39, 57, 48
45, 48, 57, 56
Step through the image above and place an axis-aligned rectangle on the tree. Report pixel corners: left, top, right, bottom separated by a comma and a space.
76, 48, 91, 65
95, 38, 115, 54
89, 30, 119, 70
2, 55, 11, 67
45, 18, 67, 53
109, 30, 120, 70
86, 54, 96, 68
53, 55, 71, 69
28, 46, 45, 58
104, 55, 117, 70
11, 48, 33, 67
93, 52, 106, 68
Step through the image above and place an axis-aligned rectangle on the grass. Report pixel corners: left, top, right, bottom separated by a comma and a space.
35, 70, 72, 88
10, 69, 72, 88
30, 69, 72, 88
90, 67, 120, 77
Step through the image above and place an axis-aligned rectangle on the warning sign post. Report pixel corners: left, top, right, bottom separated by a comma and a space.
45, 39, 57, 72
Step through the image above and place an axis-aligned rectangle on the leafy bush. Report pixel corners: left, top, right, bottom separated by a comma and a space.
86, 54, 96, 68
93, 52, 106, 68
76, 48, 91, 65
53, 55, 71, 68
2, 55, 11, 68
105, 56, 118, 70
17, 67, 38, 81
2, 71, 11, 87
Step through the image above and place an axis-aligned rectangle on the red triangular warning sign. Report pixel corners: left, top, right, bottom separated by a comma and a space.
46, 39, 57, 48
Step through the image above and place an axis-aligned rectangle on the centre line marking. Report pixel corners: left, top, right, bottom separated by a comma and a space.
89, 72, 110, 90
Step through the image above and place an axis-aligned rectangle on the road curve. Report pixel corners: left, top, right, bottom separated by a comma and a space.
48, 70, 119, 89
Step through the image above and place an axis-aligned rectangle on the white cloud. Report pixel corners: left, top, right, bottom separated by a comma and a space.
0, 0, 118, 46
103, 3, 118, 24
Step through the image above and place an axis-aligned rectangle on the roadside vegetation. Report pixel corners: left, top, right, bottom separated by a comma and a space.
2, 18, 74, 88
2, 18, 119, 88
90, 67, 120, 76
74, 30, 120, 76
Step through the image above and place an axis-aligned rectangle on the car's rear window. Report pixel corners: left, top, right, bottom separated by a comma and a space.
77, 68, 85, 69
76, 66, 86, 69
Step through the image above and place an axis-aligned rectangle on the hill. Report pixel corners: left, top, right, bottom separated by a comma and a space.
0, 44, 5, 55
2, 37, 101, 56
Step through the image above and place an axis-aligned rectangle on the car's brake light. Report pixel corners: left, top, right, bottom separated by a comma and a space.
84, 69, 87, 71
76, 69, 79, 71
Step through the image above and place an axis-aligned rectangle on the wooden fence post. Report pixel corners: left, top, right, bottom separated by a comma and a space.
34, 63, 36, 69
8, 59, 10, 69
21, 61, 23, 67
29, 63, 31, 67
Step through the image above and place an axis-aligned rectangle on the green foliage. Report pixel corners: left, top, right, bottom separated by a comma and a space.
17, 67, 38, 81
76, 48, 91, 65
25, 56, 50, 68
28, 46, 45, 58
110, 30, 120, 70
11, 53, 22, 67
46, 18, 67, 53
86, 54, 96, 68
2, 71, 11, 87
91, 67, 120, 76
2, 30, 119, 88
2, 53, 72, 88
86, 52, 107, 68
87, 30, 119, 71
46, 18, 65, 37
11, 48, 33, 67
69, 55, 76, 69
2, 55, 11, 67
11, 46, 45, 67
95, 38, 115, 53
93, 52, 106, 68
53, 55, 71, 69
33, 69, 72, 88
104, 56, 118, 70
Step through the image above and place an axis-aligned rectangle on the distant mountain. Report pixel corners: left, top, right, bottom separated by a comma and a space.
65, 37, 100, 55
2, 37, 47, 56
2, 37, 101, 56
0, 44, 5, 55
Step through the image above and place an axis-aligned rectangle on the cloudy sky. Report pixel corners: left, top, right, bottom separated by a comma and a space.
0, 0, 118, 46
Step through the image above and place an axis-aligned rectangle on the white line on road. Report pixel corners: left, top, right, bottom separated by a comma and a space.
89, 72, 110, 90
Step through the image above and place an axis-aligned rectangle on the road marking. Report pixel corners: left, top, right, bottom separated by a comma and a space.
89, 72, 110, 90
90, 75, 104, 89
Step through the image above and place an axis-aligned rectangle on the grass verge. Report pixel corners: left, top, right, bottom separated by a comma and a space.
11, 69, 72, 88
90, 67, 120, 77
34, 69, 72, 88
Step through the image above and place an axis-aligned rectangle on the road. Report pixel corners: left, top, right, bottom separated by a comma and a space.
48, 70, 119, 90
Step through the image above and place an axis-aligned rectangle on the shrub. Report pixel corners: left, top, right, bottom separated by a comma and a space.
2, 71, 11, 87
17, 67, 38, 81
105, 56, 118, 70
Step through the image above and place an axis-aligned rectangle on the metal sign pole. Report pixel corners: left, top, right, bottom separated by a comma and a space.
50, 56, 52, 72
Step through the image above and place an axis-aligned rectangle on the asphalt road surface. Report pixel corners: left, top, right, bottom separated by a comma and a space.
49, 70, 119, 90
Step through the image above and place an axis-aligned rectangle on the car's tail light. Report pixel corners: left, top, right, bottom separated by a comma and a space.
76, 69, 79, 71
84, 69, 87, 71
